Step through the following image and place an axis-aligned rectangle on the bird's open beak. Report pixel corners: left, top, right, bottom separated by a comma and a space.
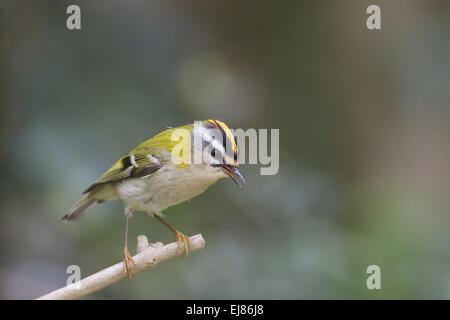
221, 165, 246, 187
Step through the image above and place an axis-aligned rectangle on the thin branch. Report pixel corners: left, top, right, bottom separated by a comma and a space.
36, 234, 205, 300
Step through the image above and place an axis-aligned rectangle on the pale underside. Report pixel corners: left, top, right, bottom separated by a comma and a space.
93, 164, 227, 214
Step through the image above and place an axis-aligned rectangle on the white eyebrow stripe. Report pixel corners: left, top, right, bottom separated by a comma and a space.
130, 153, 138, 167
210, 139, 225, 154
202, 127, 222, 141
202, 127, 226, 154
202, 131, 213, 143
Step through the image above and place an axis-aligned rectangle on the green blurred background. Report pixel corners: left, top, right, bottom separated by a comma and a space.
1, 0, 450, 299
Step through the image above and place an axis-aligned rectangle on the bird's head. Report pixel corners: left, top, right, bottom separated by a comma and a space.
193, 119, 245, 187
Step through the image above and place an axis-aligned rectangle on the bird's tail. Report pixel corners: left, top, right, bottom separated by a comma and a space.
61, 193, 99, 221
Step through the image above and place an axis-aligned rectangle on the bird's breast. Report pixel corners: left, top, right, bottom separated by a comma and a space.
115, 164, 223, 213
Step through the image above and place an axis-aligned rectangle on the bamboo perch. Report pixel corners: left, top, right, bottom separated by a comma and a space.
36, 234, 205, 300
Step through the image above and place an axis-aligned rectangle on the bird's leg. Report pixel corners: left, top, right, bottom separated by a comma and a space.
154, 213, 191, 259
123, 207, 137, 279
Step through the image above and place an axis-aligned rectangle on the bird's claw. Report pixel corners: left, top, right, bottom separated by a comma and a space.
123, 247, 137, 280
175, 230, 191, 259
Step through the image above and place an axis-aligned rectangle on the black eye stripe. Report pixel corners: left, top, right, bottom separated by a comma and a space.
213, 120, 227, 148
215, 122, 235, 158
205, 120, 237, 162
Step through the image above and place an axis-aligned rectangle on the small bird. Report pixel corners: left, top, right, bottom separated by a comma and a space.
62, 119, 245, 279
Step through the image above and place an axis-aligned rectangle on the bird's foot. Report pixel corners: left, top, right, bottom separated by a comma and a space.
175, 230, 191, 259
123, 247, 137, 280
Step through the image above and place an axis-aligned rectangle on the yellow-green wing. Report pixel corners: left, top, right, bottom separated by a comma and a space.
83, 148, 162, 194
83, 124, 192, 194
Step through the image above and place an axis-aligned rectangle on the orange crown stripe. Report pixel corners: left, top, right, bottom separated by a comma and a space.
205, 119, 237, 154
214, 120, 237, 153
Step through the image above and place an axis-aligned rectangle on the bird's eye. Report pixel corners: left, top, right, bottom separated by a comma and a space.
211, 149, 216, 157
